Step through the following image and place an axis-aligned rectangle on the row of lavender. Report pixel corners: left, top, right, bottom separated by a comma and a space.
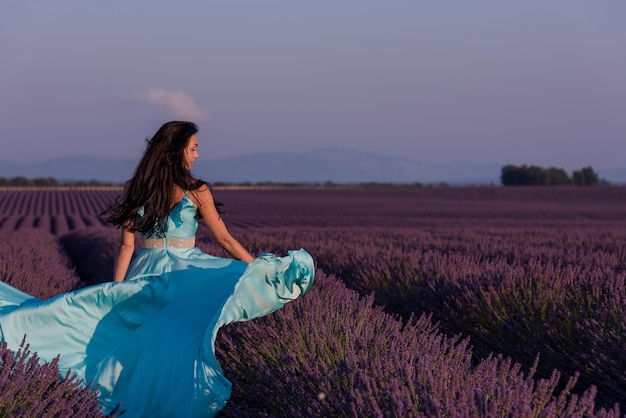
1, 187, 626, 416
0, 189, 111, 235
2, 186, 626, 234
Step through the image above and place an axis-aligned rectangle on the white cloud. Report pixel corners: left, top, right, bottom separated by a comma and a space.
131, 87, 210, 121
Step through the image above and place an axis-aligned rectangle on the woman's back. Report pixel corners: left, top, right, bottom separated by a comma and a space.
138, 191, 198, 240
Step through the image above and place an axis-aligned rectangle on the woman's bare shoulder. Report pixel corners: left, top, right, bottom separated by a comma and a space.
189, 184, 214, 207
195, 183, 211, 193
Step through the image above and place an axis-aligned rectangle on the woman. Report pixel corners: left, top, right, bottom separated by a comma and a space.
103, 121, 254, 283
0, 121, 314, 417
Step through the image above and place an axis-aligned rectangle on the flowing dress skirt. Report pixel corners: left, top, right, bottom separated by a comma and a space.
0, 249, 314, 417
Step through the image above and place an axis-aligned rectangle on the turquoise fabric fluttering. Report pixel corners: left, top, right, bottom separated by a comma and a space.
0, 194, 314, 417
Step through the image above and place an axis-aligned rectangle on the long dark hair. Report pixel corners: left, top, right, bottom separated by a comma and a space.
102, 121, 212, 235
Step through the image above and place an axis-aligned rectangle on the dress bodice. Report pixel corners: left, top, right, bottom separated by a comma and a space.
137, 193, 198, 239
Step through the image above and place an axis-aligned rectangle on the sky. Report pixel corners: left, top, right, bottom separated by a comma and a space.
1, 1, 625, 172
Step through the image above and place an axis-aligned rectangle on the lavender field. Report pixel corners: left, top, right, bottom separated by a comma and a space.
1, 186, 625, 417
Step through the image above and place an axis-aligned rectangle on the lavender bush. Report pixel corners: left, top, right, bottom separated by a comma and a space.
0, 215, 21, 234
0, 228, 81, 298
0, 338, 118, 417
60, 227, 121, 286
234, 226, 626, 409
216, 271, 618, 417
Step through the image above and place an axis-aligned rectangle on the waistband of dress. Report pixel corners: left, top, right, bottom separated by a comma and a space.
140, 237, 196, 249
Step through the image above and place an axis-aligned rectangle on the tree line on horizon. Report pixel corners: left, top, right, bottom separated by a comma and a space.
0, 167, 611, 188
500, 165, 605, 186
0, 176, 121, 187
0, 177, 419, 188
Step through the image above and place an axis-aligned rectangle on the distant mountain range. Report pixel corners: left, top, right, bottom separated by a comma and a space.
1, 149, 625, 185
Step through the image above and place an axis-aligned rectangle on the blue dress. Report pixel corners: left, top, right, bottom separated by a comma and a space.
0, 194, 314, 417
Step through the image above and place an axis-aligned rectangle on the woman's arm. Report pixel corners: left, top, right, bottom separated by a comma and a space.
113, 226, 135, 282
112, 180, 136, 282
194, 185, 254, 263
